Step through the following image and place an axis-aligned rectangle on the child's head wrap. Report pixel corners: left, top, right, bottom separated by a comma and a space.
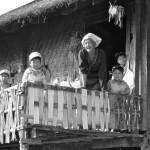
29, 52, 41, 61
0, 69, 10, 77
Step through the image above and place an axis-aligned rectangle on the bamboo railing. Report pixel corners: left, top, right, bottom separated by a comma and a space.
0, 83, 143, 144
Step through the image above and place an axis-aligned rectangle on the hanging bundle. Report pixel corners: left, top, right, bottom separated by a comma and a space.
108, 2, 124, 28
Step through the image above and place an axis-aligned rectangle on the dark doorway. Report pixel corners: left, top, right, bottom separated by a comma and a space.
85, 18, 126, 80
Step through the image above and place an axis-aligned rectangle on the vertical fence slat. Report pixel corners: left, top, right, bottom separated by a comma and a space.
137, 97, 141, 130
130, 96, 134, 131
43, 90, 48, 125
91, 91, 96, 130
95, 93, 100, 129
0, 92, 3, 144
105, 92, 109, 131
100, 92, 104, 130
6, 92, 10, 143
76, 92, 82, 128
34, 88, 40, 124
67, 91, 73, 129
53, 90, 58, 126
48, 90, 54, 125
118, 96, 122, 131
87, 92, 92, 129
57, 91, 64, 126
72, 93, 77, 129
128, 97, 131, 132
81, 89, 88, 129
63, 91, 68, 129
116, 96, 120, 130
133, 97, 137, 130
122, 96, 126, 131
39, 88, 44, 124
28, 87, 34, 124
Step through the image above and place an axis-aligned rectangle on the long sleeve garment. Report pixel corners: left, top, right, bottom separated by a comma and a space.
78, 48, 107, 90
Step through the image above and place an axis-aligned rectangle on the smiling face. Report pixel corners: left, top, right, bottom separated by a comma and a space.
112, 69, 123, 81
83, 38, 96, 52
117, 55, 126, 66
30, 57, 41, 70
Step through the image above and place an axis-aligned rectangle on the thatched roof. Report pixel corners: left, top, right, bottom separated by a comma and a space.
0, 0, 79, 27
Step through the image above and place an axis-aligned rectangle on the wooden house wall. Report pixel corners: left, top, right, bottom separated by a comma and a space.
0, 11, 84, 83
125, 0, 150, 138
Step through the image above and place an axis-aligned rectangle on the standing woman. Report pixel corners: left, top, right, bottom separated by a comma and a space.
78, 33, 107, 91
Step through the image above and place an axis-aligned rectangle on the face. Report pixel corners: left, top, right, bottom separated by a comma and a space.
112, 70, 123, 81
117, 55, 126, 66
83, 39, 95, 52
0, 73, 9, 83
30, 58, 41, 70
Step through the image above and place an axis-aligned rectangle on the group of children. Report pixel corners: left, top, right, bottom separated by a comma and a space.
0, 51, 133, 95
107, 52, 134, 94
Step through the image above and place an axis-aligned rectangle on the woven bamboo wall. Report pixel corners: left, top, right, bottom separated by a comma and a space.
0, 11, 84, 83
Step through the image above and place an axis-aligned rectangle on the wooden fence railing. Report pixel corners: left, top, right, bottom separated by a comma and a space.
0, 83, 143, 144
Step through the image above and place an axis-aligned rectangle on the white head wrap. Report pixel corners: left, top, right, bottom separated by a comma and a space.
81, 33, 102, 47
29, 52, 41, 61
0, 69, 10, 76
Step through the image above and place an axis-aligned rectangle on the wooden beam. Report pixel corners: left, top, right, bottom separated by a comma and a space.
92, 137, 143, 149
0, 142, 19, 148
134, 0, 141, 95
29, 137, 143, 150
28, 125, 143, 140
146, 0, 150, 139
125, 2, 131, 60
30, 142, 92, 150
141, 0, 147, 131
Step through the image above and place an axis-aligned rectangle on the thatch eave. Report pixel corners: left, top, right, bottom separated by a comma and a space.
0, 0, 79, 27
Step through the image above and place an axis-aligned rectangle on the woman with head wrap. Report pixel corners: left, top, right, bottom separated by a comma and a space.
78, 33, 107, 91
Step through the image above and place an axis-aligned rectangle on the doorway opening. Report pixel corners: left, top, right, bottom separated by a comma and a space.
85, 18, 126, 80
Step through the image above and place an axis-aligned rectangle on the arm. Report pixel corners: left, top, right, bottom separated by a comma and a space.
22, 69, 29, 83
42, 75, 47, 85
124, 84, 130, 94
78, 50, 89, 74
78, 50, 89, 87
107, 80, 111, 92
41, 66, 51, 83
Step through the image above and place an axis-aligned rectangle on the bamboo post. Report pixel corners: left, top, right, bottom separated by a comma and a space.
19, 85, 29, 150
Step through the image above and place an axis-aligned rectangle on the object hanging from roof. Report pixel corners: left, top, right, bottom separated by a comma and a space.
108, 2, 124, 28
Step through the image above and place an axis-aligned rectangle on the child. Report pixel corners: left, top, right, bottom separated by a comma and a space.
22, 52, 46, 85
115, 52, 126, 68
115, 52, 134, 92
0, 69, 11, 90
107, 65, 130, 94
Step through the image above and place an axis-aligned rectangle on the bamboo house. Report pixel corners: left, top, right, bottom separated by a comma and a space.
0, 0, 149, 149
